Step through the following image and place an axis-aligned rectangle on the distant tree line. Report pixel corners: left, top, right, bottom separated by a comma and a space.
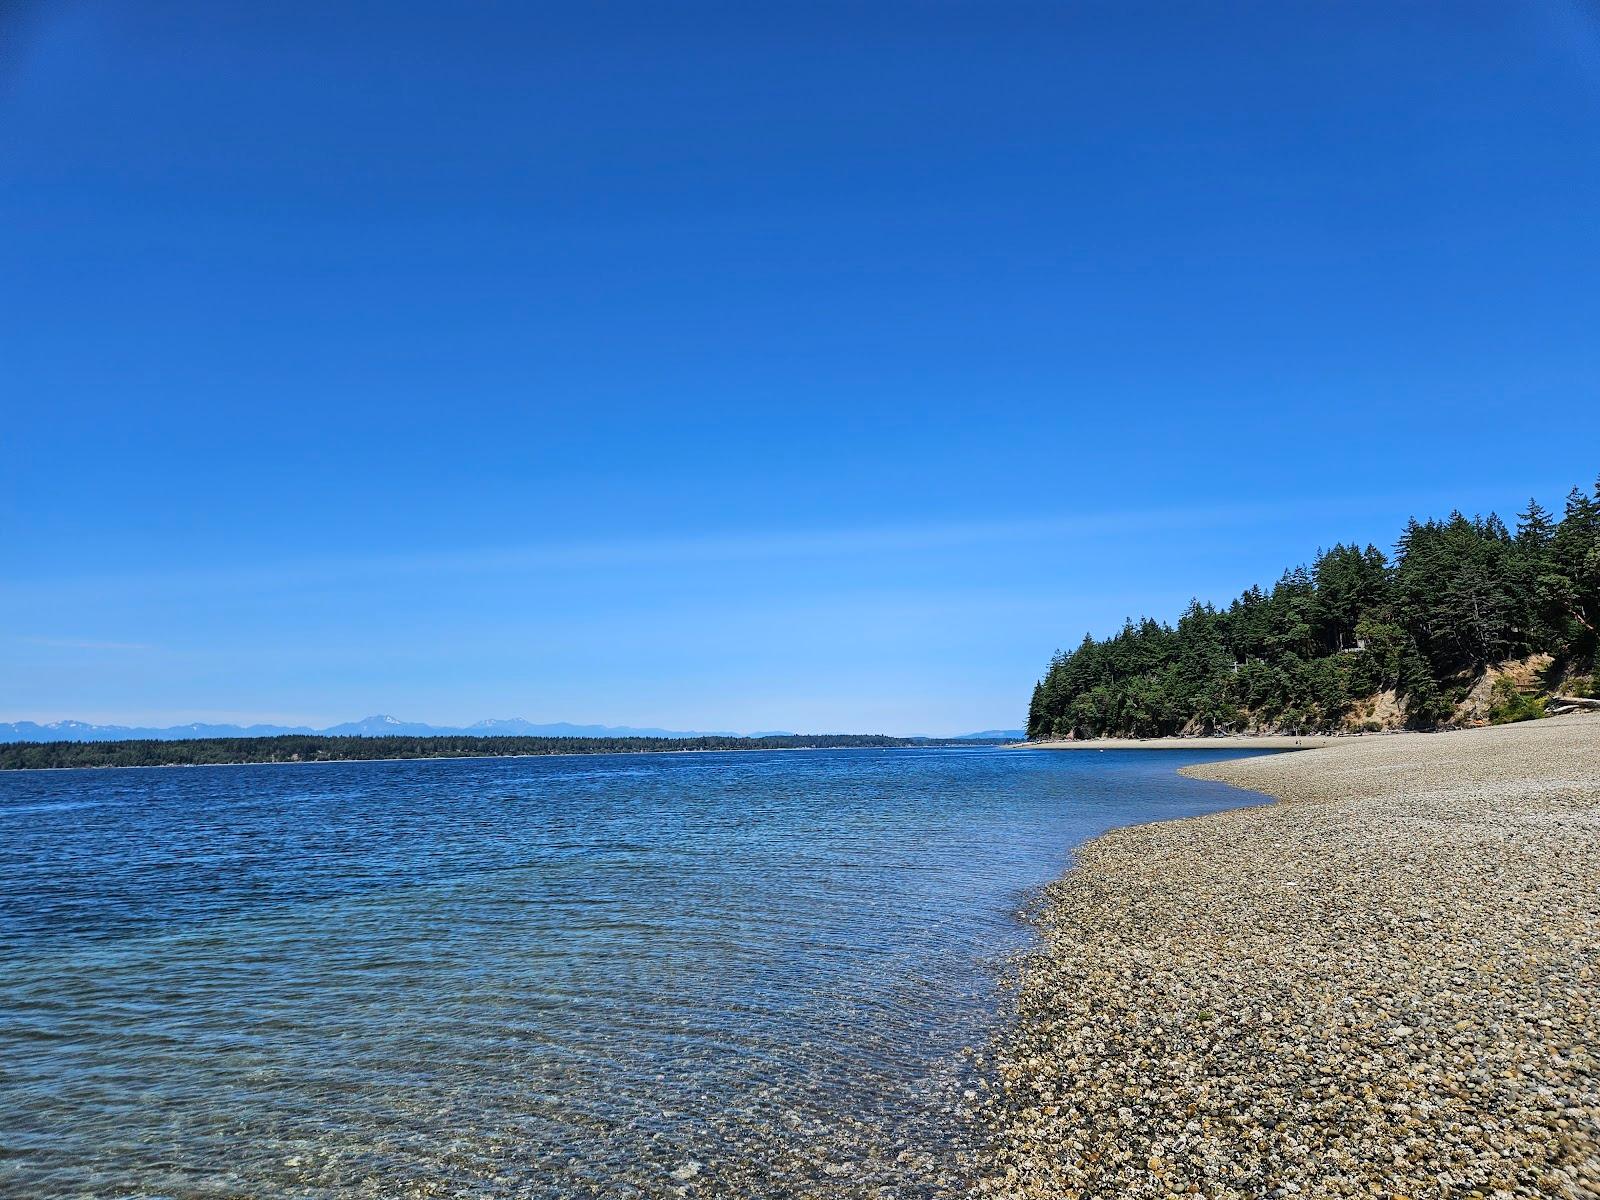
0, 733, 985, 771
1028, 480, 1600, 739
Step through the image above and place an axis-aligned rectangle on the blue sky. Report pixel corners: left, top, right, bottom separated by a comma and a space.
3, 2, 1599, 734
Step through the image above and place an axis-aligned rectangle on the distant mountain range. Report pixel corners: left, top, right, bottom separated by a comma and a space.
0, 715, 1024, 744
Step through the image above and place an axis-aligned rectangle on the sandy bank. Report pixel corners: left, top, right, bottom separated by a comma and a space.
979, 713, 1600, 1198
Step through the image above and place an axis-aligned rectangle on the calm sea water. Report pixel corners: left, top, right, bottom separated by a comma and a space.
0, 746, 1267, 1199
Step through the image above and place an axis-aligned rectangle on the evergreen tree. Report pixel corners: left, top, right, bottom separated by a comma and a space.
1026, 480, 1597, 737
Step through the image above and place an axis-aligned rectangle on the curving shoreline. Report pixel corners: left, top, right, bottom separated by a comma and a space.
1019, 734, 1342, 751
979, 715, 1600, 1198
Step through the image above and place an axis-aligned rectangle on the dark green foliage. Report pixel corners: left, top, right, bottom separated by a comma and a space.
1393, 512, 1521, 676
1486, 678, 1545, 725
0, 733, 980, 772
1028, 479, 1600, 739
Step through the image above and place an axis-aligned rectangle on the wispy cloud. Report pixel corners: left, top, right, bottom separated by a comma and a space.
2, 484, 1474, 606
0, 500, 1337, 600
21, 636, 154, 652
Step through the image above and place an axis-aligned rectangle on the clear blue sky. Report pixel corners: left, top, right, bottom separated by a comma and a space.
3, 2, 1598, 734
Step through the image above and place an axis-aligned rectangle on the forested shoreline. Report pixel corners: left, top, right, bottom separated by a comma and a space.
1028, 480, 1600, 739
0, 733, 972, 771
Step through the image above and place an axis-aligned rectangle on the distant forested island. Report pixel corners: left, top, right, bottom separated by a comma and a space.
1029, 480, 1600, 739
0, 733, 990, 771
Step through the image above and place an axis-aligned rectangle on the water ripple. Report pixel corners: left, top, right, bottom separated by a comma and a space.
0, 746, 1265, 1198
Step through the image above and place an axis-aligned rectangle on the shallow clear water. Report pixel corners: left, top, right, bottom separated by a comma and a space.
0, 746, 1266, 1199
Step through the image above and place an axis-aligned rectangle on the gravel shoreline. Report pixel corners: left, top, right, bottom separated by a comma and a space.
1022, 735, 1341, 751
979, 715, 1600, 1199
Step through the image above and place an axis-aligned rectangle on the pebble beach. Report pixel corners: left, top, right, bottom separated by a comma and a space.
980, 715, 1600, 1199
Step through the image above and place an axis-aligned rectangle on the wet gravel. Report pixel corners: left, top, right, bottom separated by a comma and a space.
977, 715, 1600, 1199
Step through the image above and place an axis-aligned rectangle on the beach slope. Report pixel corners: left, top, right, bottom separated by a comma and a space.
1021, 734, 1339, 751
982, 715, 1600, 1198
